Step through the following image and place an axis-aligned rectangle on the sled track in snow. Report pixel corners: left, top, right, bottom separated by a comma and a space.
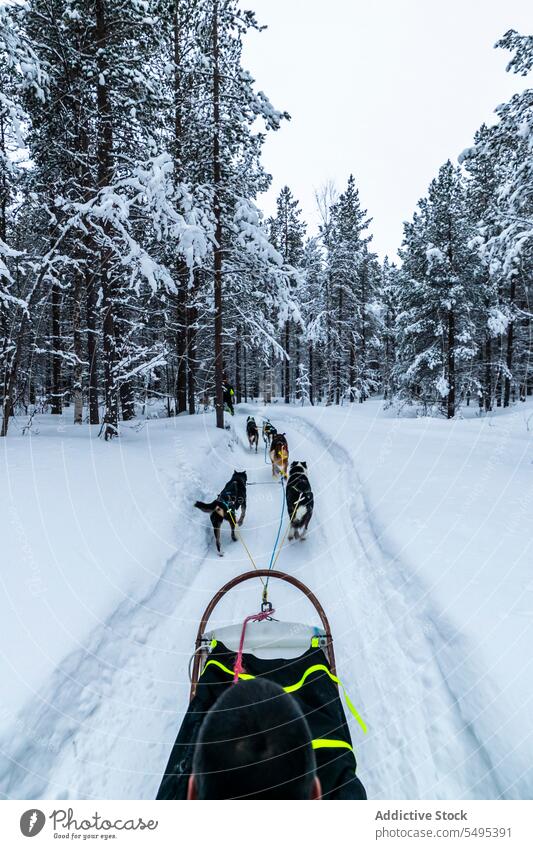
0, 409, 507, 799
0, 454, 210, 800
273, 409, 504, 799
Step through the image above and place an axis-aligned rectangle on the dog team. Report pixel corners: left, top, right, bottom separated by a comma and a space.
194, 416, 314, 556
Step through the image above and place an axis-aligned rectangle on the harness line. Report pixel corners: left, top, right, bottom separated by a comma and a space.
262, 482, 303, 601
267, 479, 286, 572
270, 492, 304, 573
224, 507, 266, 589
232, 607, 275, 683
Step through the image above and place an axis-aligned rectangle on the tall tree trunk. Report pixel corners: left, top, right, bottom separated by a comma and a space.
1, 290, 35, 436
447, 309, 455, 419
284, 320, 290, 403
120, 379, 135, 420
72, 106, 89, 426
114, 295, 135, 421
484, 337, 492, 412
1, 260, 56, 435
335, 284, 343, 405
0, 111, 13, 436
503, 277, 516, 408
86, 262, 99, 424
1, 332, 23, 437
73, 272, 83, 424
77, 117, 99, 426
50, 283, 62, 414
173, 1, 188, 415
359, 263, 367, 402
187, 291, 197, 415
294, 331, 300, 401
175, 283, 188, 413
165, 366, 172, 417
496, 366, 503, 407
96, 0, 118, 439
309, 344, 314, 406
384, 315, 391, 401
445, 227, 456, 419
212, 0, 224, 429
235, 338, 242, 403
326, 272, 333, 404
115, 300, 135, 421
349, 338, 356, 402
101, 285, 118, 437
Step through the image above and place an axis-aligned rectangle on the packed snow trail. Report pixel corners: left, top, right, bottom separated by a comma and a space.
0, 405, 526, 798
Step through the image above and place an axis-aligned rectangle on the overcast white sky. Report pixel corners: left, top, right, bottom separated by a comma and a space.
242, 0, 533, 259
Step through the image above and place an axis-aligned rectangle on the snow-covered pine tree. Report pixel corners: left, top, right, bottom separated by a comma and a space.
395, 162, 479, 417
0, 4, 47, 437
9, 0, 212, 437
269, 186, 306, 403
375, 257, 401, 401
301, 236, 326, 405
461, 124, 507, 412
474, 31, 533, 405
315, 181, 338, 402
326, 175, 374, 404
186, 0, 288, 426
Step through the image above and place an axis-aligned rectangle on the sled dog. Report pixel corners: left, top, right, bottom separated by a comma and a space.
262, 420, 277, 446
246, 416, 259, 452
286, 461, 314, 540
270, 433, 289, 478
194, 471, 247, 556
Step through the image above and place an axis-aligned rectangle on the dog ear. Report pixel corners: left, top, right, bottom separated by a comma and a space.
302, 461, 308, 468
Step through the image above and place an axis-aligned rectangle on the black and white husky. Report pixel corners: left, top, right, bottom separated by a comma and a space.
286, 461, 314, 541
246, 416, 259, 452
194, 471, 247, 556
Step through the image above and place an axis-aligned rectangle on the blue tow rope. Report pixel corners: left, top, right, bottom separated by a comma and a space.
263, 419, 274, 467
262, 478, 286, 602
267, 478, 286, 571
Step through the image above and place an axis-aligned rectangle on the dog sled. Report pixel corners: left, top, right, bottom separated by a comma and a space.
157, 570, 367, 800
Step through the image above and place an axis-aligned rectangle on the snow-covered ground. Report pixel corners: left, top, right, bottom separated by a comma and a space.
0, 400, 532, 799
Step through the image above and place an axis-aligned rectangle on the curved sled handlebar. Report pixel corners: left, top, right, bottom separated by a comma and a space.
190, 570, 336, 700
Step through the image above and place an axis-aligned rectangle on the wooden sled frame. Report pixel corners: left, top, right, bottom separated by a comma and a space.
189, 569, 336, 700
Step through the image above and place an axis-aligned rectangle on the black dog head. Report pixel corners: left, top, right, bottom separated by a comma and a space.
233, 470, 247, 482
290, 461, 307, 473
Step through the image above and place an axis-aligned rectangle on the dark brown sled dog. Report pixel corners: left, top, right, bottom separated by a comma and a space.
194, 471, 247, 556
246, 417, 259, 452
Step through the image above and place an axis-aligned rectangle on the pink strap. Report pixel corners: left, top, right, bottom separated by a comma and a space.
233, 609, 275, 683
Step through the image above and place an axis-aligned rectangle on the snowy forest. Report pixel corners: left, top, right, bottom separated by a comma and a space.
1, 0, 533, 807
1, 3, 532, 439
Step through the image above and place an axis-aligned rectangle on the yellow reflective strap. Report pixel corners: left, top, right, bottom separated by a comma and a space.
283, 664, 368, 735
311, 636, 320, 648
201, 659, 254, 681
312, 738, 353, 752
210, 639, 218, 649
342, 690, 368, 734
200, 659, 367, 734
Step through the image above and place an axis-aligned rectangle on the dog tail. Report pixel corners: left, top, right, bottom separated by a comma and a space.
294, 505, 307, 523
194, 500, 217, 513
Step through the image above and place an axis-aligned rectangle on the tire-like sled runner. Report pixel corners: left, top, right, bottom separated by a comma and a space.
157, 570, 367, 800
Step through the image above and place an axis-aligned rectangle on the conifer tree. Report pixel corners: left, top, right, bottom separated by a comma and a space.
395, 162, 478, 417
269, 186, 305, 402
